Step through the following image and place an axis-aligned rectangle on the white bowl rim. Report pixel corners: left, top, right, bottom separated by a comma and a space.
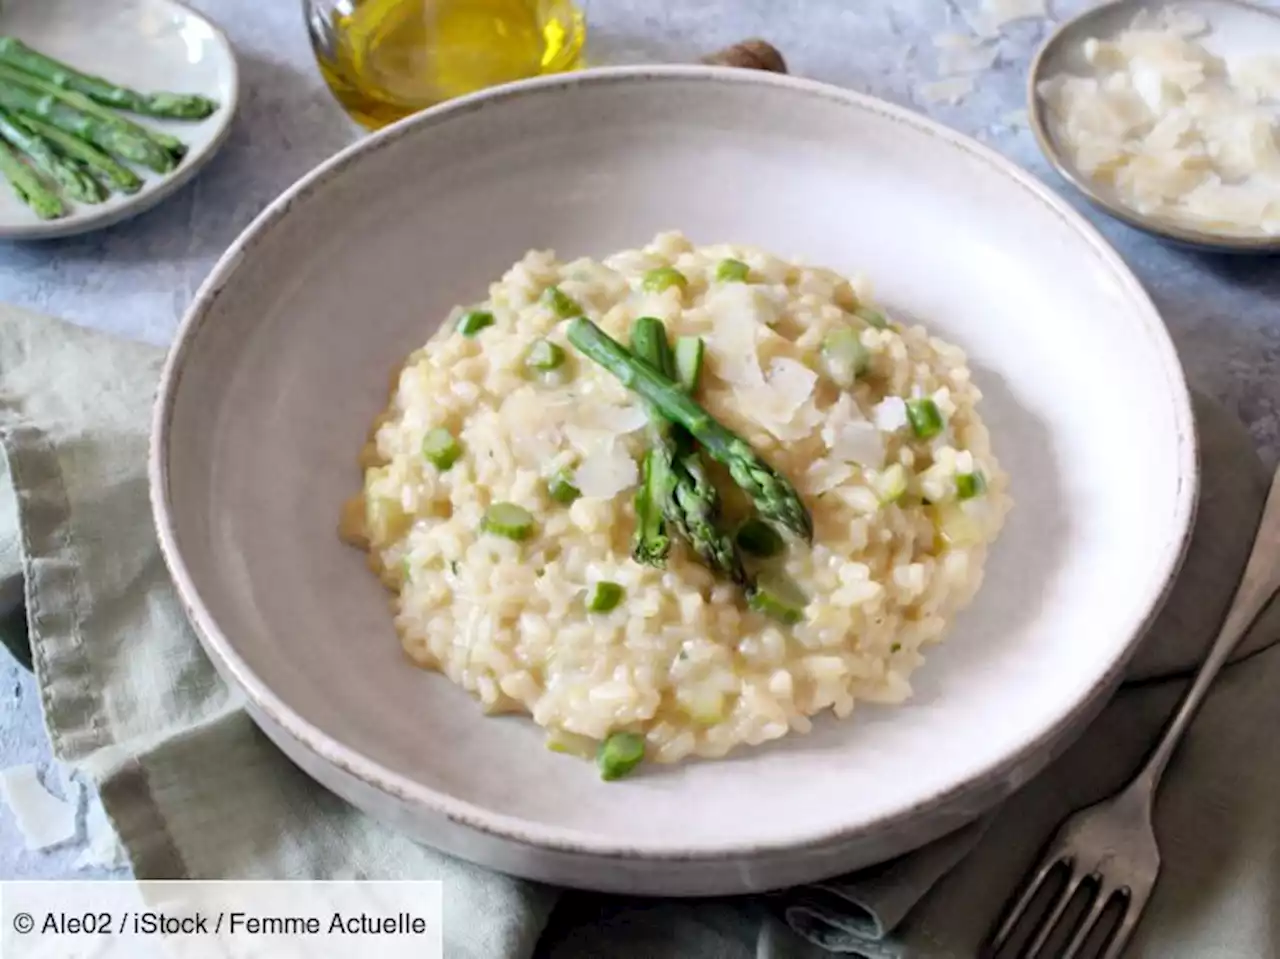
150, 64, 1199, 863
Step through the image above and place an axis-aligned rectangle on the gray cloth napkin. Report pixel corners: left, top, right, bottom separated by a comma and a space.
2, 303, 1278, 959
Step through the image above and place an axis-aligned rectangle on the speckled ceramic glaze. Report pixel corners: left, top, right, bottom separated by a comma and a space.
0, 0, 238, 240
150, 67, 1197, 895
1029, 0, 1280, 254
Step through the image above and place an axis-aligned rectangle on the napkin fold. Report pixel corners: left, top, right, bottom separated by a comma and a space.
2, 304, 1278, 959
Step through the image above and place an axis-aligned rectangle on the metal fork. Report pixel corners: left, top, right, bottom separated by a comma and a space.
986, 464, 1280, 959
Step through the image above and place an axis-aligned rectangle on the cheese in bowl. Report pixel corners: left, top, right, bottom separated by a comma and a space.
340, 232, 1011, 779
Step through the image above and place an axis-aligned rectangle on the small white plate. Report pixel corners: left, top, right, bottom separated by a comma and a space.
0, 0, 238, 240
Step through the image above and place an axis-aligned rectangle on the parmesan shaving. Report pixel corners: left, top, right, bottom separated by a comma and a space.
918, 77, 977, 106
825, 420, 886, 468
573, 442, 638, 500
873, 396, 909, 433
738, 358, 819, 440
963, 0, 1048, 39
934, 34, 1000, 76
983, 0, 1047, 28
1040, 6, 1280, 237
0, 765, 77, 851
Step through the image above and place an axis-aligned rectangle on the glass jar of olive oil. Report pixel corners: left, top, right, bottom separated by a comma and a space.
305, 0, 587, 129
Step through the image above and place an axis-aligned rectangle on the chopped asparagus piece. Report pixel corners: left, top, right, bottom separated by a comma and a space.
421, 427, 462, 470
567, 318, 813, 541
641, 266, 687, 293
526, 339, 566, 371
481, 502, 534, 540
715, 258, 750, 282
456, 310, 494, 337
547, 470, 581, 505
586, 580, 625, 613
821, 328, 871, 388
736, 517, 785, 557
597, 731, 645, 781
906, 398, 945, 440
956, 471, 987, 500
674, 336, 704, 393
748, 573, 807, 625
543, 286, 581, 319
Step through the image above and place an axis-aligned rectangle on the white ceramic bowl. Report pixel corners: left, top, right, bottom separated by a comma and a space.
150, 67, 1197, 895
0, 0, 238, 240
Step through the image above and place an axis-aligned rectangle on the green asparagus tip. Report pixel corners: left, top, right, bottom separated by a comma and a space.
145, 92, 219, 120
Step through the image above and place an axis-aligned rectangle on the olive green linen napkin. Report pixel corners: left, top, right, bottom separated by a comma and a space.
2, 303, 1278, 958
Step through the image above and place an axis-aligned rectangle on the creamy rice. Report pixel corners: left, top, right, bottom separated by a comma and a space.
341, 232, 1011, 766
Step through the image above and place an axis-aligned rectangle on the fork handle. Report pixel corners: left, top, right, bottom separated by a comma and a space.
1132, 466, 1280, 800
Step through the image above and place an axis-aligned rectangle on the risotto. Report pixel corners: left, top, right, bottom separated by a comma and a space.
341, 232, 1010, 777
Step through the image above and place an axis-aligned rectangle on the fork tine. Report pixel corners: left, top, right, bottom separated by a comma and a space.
1024, 870, 1088, 959
1060, 882, 1115, 959
986, 854, 1067, 954
1101, 893, 1144, 959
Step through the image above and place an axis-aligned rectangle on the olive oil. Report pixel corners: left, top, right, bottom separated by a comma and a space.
309, 0, 587, 130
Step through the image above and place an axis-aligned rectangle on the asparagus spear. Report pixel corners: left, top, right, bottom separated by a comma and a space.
0, 138, 64, 219
0, 78, 174, 172
568, 318, 814, 542
0, 106, 104, 203
628, 317, 748, 584
0, 37, 218, 120
630, 318, 675, 566
12, 114, 142, 194
0, 64, 184, 164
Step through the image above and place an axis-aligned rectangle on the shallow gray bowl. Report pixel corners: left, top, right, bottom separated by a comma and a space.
150, 66, 1196, 895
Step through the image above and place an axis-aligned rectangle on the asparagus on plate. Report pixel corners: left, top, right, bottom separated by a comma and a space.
568, 317, 814, 543
0, 76, 175, 173
12, 113, 143, 194
0, 62, 185, 165
0, 137, 63, 219
0, 106, 104, 203
0, 37, 218, 121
